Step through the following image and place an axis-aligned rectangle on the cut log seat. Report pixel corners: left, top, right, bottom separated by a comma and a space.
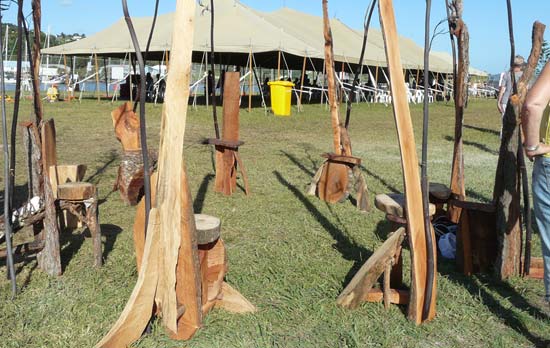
375, 193, 436, 218
206, 138, 245, 149
429, 182, 452, 202
194, 214, 221, 245
57, 182, 96, 201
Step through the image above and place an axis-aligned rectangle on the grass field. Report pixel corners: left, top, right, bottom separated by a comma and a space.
0, 97, 548, 348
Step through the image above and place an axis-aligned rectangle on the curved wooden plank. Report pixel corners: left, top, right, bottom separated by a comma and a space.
155, 0, 198, 335
95, 208, 160, 348
378, 0, 436, 323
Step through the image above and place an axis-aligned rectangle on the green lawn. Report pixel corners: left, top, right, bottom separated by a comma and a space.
0, 97, 548, 348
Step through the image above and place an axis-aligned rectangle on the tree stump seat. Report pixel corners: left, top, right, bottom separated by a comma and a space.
428, 182, 452, 203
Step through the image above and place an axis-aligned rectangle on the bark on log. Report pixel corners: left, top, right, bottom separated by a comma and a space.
115, 150, 157, 205
36, 175, 61, 276
21, 123, 42, 198
493, 22, 545, 279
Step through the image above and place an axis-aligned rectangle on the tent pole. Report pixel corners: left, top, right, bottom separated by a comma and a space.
251, 53, 267, 114
299, 55, 306, 112
129, 53, 134, 103
248, 49, 252, 112
94, 53, 100, 102
375, 65, 379, 89
104, 56, 109, 98
205, 48, 209, 109
277, 50, 281, 80
339, 60, 345, 104
63, 54, 69, 101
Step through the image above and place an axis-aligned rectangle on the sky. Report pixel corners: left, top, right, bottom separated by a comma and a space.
2, 0, 549, 75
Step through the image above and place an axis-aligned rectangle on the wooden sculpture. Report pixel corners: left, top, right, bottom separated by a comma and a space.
111, 102, 158, 205
337, 0, 437, 324
308, 0, 369, 212
96, 2, 254, 347
207, 71, 250, 196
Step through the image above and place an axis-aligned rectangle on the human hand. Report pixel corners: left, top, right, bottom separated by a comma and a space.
525, 143, 550, 161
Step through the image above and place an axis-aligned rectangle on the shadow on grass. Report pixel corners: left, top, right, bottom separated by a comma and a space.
361, 165, 400, 194
273, 170, 372, 286
444, 135, 498, 156
59, 229, 86, 272
440, 264, 550, 347
464, 124, 500, 137
100, 223, 123, 262
85, 149, 119, 184
193, 174, 214, 214
280, 150, 317, 177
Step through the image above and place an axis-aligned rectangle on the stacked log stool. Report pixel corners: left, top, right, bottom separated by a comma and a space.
207, 71, 250, 196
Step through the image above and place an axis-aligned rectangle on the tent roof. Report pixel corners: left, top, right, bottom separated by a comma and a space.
43, 0, 486, 75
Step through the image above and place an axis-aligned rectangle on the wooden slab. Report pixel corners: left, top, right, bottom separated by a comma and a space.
214, 282, 257, 313
41, 119, 57, 175
337, 228, 405, 308
429, 182, 452, 202
154, 0, 198, 335
96, 209, 160, 348
321, 153, 361, 166
57, 182, 95, 200
378, 0, 436, 323
207, 138, 244, 149
318, 161, 349, 203
222, 72, 241, 142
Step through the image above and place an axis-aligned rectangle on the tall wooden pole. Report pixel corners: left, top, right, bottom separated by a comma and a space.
63, 54, 70, 101
104, 56, 109, 98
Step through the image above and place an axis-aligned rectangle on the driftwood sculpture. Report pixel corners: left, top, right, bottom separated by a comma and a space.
338, 0, 437, 324
308, 0, 369, 212
96, 2, 254, 346
111, 102, 157, 205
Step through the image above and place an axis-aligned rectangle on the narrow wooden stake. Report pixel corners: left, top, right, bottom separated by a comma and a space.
31, 0, 43, 126
383, 261, 392, 310
375, 65, 379, 89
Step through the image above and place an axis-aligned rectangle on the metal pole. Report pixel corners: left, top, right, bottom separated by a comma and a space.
0, 10, 17, 298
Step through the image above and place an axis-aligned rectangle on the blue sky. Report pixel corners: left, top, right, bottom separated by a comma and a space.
2, 0, 549, 74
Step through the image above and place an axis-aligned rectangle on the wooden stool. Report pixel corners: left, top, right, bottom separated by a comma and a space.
374, 193, 436, 225
208, 71, 250, 196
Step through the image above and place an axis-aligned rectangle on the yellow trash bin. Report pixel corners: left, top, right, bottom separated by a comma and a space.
268, 81, 294, 116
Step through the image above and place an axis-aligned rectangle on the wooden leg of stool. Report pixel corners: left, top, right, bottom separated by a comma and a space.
383, 261, 392, 310
390, 242, 403, 288
87, 192, 102, 267
234, 152, 250, 195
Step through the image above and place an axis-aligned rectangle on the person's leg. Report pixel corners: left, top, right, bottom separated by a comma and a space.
532, 156, 550, 301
